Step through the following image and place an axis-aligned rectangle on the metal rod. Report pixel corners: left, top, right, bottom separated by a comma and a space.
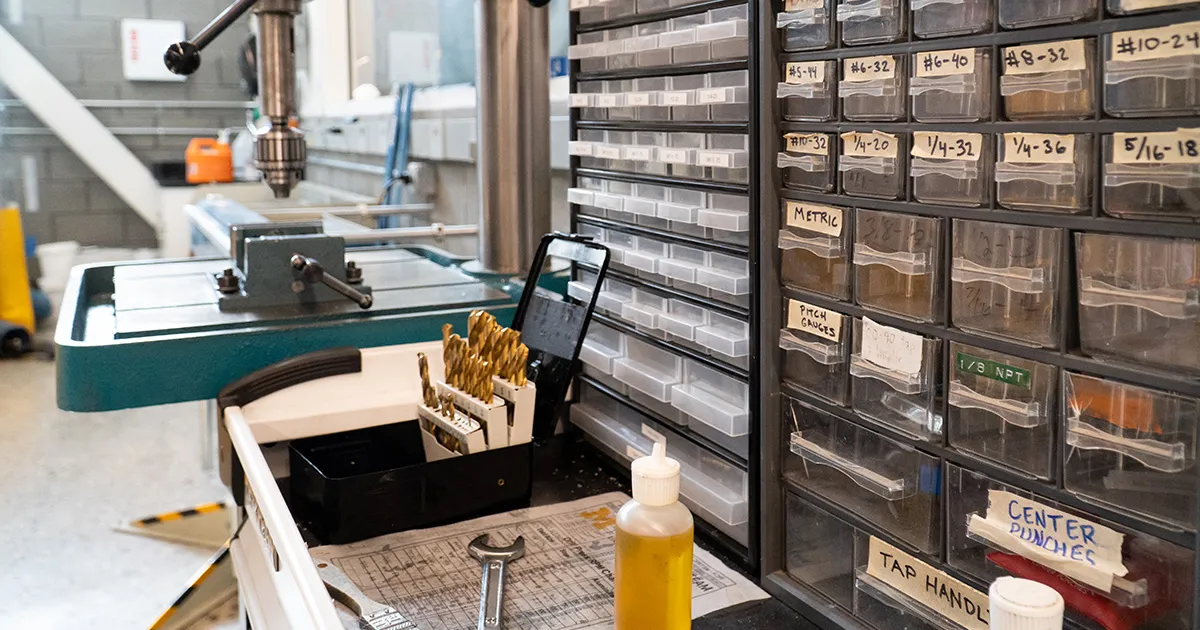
306, 155, 388, 176
254, 204, 435, 218
340, 224, 478, 244
0, 99, 254, 109
0, 127, 223, 136
192, 0, 259, 50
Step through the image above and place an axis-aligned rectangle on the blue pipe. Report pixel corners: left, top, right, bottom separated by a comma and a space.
379, 83, 416, 229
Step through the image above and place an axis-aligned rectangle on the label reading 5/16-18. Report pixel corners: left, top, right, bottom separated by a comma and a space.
1113, 129, 1200, 164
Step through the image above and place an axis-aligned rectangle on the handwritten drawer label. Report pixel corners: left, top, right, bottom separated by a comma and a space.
956, 352, 1031, 388
1113, 129, 1200, 164
841, 130, 898, 158
861, 318, 923, 376
915, 48, 976, 78
966, 490, 1128, 593
844, 55, 896, 81
785, 61, 825, 84
625, 92, 652, 106
784, 132, 830, 155
1002, 133, 1075, 164
785, 200, 843, 236
659, 148, 689, 164
624, 146, 653, 161
867, 537, 990, 630
787, 299, 842, 342
698, 88, 729, 104
1003, 39, 1087, 75
1111, 21, 1200, 62
912, 132, 982, 161
785, 0, 824, 10
662, 91, 692, 106
641, 424, 667, 445
595, 94, 621, 107
594, 145, 622, 159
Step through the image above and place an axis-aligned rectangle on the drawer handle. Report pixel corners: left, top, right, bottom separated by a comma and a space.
1105, 164, 1200, 189
911, 157, 980, 181
995, 163, 1077, 186
1000, 73, 1086, 96
1066, 418, 1191, 473
1105, 56, 1200, 85
779, 231, 842, 258
777, 8, 828, 27
909, 74, 978, 96
777, 152, 829, 172
780, 329, 844, 366
790, 431, 912, 500
850, 353, 925, 395
948, 381, 1046, 428
951, 258, 1046, 294
853, 243, 928, 276
1078, 277, 1199, 320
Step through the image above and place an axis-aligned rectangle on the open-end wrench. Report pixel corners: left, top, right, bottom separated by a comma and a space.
467, 534, 526, 630
316, 560, 420, 630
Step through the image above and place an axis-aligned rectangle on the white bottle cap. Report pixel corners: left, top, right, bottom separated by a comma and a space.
989, 577, 1064, 630
631, 442, 681, 507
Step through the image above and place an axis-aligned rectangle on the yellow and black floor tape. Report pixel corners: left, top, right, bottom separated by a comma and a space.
148, 541, 235, 630
118, 501, 231, 548
133, 502, 226, 528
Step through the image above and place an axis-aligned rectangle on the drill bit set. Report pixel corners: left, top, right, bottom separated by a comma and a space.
416, 311, 537, 460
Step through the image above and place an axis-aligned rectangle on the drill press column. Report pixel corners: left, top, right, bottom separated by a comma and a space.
254, 0, 306, 198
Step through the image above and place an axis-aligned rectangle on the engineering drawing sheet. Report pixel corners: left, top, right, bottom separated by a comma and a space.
310, 492, 767, 630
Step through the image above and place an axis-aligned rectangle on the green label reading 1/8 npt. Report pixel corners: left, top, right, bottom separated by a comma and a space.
955, 352, 1031, 388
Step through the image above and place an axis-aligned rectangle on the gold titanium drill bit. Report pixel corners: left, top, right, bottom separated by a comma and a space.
442, 323, 453, 347
481, 360, 494, 400
468, 310, 482, 348
514, 344, 528, 386
418, 352, 436, 408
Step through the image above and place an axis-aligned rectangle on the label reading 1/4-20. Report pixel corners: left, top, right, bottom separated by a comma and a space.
956, 352, 1031, 388
842, 130, 898, 158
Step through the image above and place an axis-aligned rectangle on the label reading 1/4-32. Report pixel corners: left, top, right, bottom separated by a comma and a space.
956, 352, 1031, 388
1003, 39, 1087, 75
912, 132, 982, 161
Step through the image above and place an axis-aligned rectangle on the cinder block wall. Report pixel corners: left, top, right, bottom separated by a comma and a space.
0, 0, 258, 248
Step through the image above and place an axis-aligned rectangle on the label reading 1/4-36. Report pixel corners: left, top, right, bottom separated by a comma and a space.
912, 132, 982, 161
1113, 129, 1200, 164
1110, 21, 1200, 62
785, 61, 824, 84
955, 352, 1031, 388
1003, 39, 1087, 75
784, 133, 829, 155
915, 48, 975, 78
1002, 133, 1075, 164
842, 130, 898, 158
843, 55, 896, 81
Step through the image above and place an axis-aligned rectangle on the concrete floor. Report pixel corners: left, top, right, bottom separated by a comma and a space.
0, 356, 239, 629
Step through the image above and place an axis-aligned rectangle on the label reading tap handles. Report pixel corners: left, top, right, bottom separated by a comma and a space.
1003, 39, 1088, 74
914, 48, 975, 77
1113, 128, 1200, 164
866, 537, 990, 630
912, 132, 982, 161
841, 130, 898, 158
784, 61, 825, 84
843, 55, 896, 81
1002, 133, 1076, 164
783, 133, 829, 155
1111, 21, 1200, 62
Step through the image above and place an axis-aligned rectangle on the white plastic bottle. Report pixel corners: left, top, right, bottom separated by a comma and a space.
613, 442, 695, 630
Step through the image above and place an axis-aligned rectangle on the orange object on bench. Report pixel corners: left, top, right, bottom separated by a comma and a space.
185, 138, 234, 184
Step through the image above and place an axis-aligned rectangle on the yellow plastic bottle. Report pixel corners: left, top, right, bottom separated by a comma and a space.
614, 442, 694, 630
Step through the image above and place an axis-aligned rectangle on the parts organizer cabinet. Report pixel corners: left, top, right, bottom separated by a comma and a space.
758, 2, 1200, 630
567, 0, 760, 569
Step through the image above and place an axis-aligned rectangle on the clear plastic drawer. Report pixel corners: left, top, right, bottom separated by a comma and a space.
697, 5, 749, 60
951, 220, 1062, 347
911, 131, 992, 206
1105, 30, 1200, 117
704, 70, 750, 121
1108, 0, 1199, 12
996, 133, 1094, 214
854, 210, 943, 323
780, 200, 851, 300
671, 359, 749, 439
784, 396, 943, 553
780, 132, 836, 192
912, 0, 992, 38
947, 342, 1057, 480
838, 0, 906, 45
612, 335, 681, 403
579, 322, 626, 373
621, 286, 669, 336
1064, 372, 1199, 529
1103, 134, 1200, 221
947, 464, 1195, 630
850, 318, 943, 441
695, 311, 750, 364
658, 299, 709, 352
1076, 233, 1200, 374
778, 0, 835, 51
779, 60, 837, 122
840, 131, 907, 199
785, 492, 867, 610
999, 0, 1096, 28
696, 251, 750, 296
594, 277, 635, 316
911, 48, 991, 122
782, 299, 852, 406
1001, 39, 1096, 120
841, 55, 907, 121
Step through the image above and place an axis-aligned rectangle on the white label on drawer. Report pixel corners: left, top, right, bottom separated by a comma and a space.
784, 61, 825, 84
914, 48, 975, 78
1120, 0, 1194, 10
783, 133, 830, 155
625, 445, 648, 459
641, 424, 667, 445
659, 148, 690, 163
785, 0, 824, 10
1002, 133, 1076, 164
595, 145, 622, 159
843, 55, 897, 81
697, 151, 733, 168
624, 146, 653, 161
867, 537, 990, 630
787, 299, 842, 342
785, 200, 842, 236
966, 490, 1128, 593
569, 0, 589, 9
568, 141, 594, 156
662, 91, 692, 106
569, 93, 591, 107
625, 92, 652, 106
861, 318, 922, 376
1003, 39, 1087, 75
1110, 21, 1200, 62
1113, 129, 1200, 164
595, 94, 621, 107
841, 130, 898, 158
697, 88, 729, 104
912, 132, 983, 161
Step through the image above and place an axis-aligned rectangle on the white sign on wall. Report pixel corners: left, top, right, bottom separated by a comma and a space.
121, 19, 188, 82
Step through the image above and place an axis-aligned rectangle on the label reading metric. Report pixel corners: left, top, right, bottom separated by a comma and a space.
783, 132, 829, 155
1110, 21, 1200, 62
915, 48, 975, 78
955, 352, 1031, 388
1003, 39, 1087, 75
785, 200, 843, 236
841, 130, 898, 158
843, 55, 896, 81
1003, 133, 1075, 164
912, 132, 982, 161
787, 299, 843, 342
1113, 129, 1200, 164
785, 61, 825, 84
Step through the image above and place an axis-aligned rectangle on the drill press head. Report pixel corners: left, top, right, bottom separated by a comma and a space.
257, 121, 306, 198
